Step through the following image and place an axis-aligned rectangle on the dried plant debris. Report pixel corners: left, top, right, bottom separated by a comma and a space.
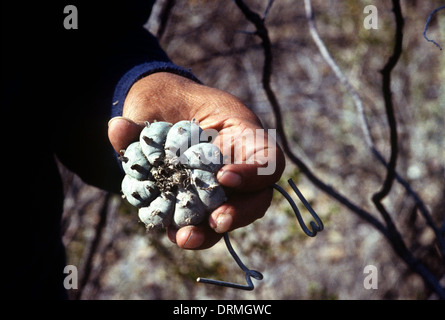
120, 120, 226, 230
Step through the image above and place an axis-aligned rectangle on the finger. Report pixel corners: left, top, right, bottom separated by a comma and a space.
108, 116, 144, 153
165, 189, 273, 249
166, 188, 273, 249
216, 161, 284, 192
208, 188, 273, 234
167, 225, 223, 250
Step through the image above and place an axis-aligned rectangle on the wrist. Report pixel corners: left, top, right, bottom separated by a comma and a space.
123, 72, 200, 123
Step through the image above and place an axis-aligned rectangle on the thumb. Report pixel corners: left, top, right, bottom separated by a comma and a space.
108, 116, 144, 153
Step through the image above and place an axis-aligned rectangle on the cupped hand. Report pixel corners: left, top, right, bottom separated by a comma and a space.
108, 72, 285, 249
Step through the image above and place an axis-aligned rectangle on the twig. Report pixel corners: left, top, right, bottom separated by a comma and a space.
263, 0, 275, 21
303, 0, 373, 148
423, 5, 445, 50
366, 3, 420, 289
372, 0, 403, 206
373, 149, 445, 261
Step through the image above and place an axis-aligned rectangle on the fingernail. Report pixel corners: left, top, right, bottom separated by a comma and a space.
180, 228, 205, 249
215, 211, 233, 233
183, 230, 193, 248
107, 116, 138, 128
217, 170, 242, 188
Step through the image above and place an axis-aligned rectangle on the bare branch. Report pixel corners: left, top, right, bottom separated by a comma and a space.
235, 0, 445, 299
263, 0, 275, 21
372, 0, 404, 205
303, 0, 445, 260
303, 0, 373, 148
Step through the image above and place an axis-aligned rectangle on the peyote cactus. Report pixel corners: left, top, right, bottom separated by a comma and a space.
119, 120, 227, 230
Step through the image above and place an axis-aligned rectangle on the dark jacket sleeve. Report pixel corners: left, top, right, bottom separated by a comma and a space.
52, 1, 199, 193
3, 1, 200, 298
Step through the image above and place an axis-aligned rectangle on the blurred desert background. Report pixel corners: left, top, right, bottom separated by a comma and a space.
60, 0, 444, 299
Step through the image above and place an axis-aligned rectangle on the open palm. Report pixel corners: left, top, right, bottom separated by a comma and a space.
108, 72, 285, 249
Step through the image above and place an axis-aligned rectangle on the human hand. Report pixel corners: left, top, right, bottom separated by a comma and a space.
108, 72, 285, 249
